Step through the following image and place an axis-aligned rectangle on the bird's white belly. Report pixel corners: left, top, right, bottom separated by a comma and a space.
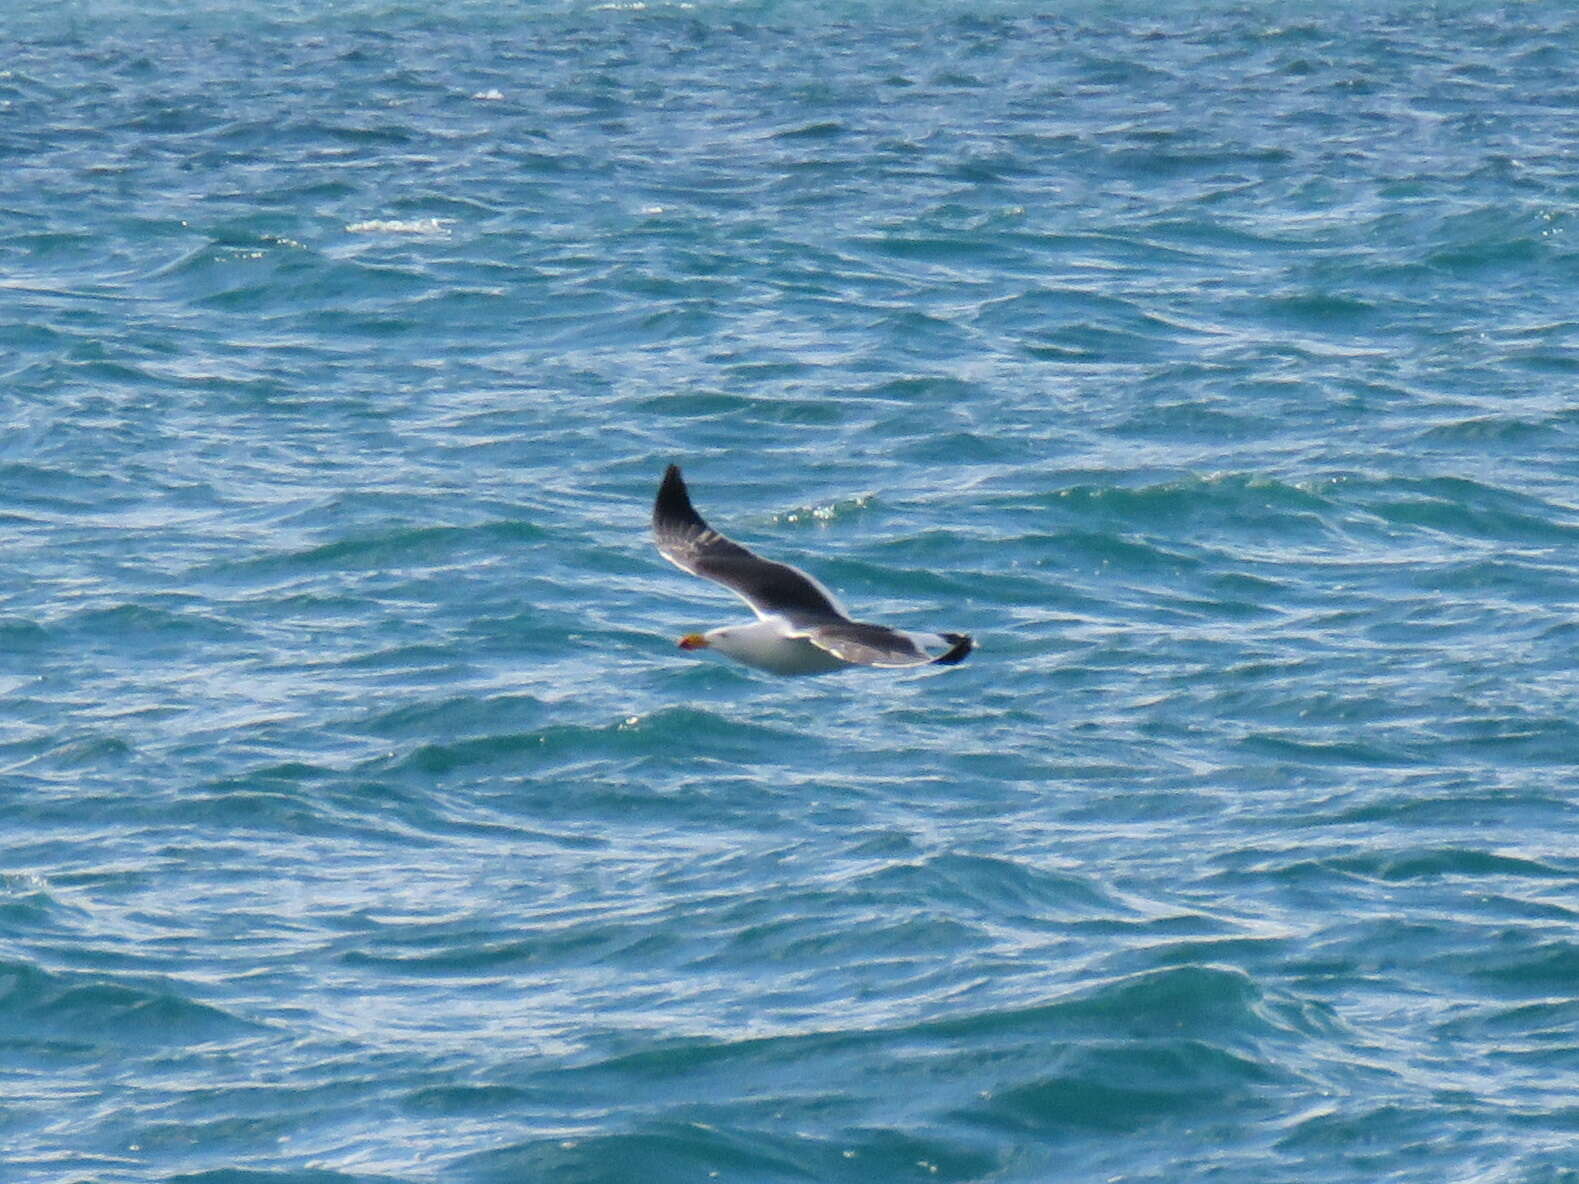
711, 621, 852, 676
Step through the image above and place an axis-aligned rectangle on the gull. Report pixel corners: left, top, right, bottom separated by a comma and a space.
653, 464, 974, 676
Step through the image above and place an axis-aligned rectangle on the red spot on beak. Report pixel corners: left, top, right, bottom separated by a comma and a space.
678, 633, 708, 650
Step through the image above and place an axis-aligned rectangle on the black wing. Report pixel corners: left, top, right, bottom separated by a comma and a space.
652, 465, 847, 622
806, 624, 974, 668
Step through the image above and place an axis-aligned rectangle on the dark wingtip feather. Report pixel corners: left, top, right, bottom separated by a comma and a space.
932, 632, 974, 665
655, 464, 705, 533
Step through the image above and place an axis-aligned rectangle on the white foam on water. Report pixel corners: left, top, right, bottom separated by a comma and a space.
345, 218, 453, 236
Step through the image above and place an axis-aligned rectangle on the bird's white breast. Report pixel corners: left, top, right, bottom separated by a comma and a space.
708, 619, 851, 676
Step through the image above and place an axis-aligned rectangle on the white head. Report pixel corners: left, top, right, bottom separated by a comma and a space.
676, 624, 752, 657
675, 621, 848, 676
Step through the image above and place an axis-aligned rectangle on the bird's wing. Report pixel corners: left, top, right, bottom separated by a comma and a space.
653, 464, 848, 622
803, 623, 974, 668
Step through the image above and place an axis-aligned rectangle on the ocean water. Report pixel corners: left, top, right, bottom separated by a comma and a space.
6, 1, 1579, 1180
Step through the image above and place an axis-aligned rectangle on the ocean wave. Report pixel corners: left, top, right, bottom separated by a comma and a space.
0, 958, 256, 1047
10, 4, 1579, 1182
959, 1038, 1277, 1133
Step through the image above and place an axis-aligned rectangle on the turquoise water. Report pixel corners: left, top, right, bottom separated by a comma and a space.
6, 1, 1579, 1180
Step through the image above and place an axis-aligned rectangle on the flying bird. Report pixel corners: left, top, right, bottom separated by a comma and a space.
652, 464, 973, 676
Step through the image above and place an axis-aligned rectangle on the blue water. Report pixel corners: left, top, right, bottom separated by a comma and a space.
6, 1, 1579, 1180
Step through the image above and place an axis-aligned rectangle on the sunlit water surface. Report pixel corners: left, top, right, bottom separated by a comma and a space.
5, 2, 1579, 1181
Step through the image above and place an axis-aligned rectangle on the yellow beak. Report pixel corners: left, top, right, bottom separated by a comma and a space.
678, 633, 709, 650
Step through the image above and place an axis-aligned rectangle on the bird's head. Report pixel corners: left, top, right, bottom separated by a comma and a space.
677, 633, 709, 651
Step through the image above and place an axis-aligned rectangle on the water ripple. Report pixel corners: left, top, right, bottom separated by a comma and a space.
7, 2, 1579, 1182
